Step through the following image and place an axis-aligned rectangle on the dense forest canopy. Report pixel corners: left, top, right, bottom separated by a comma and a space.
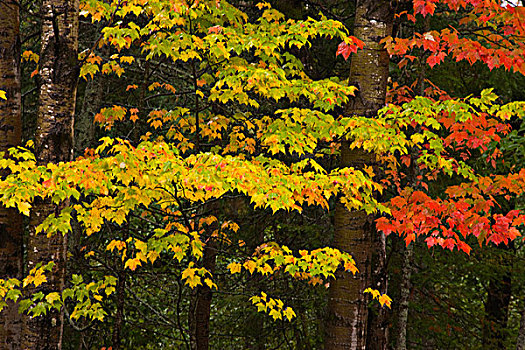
1, 0, 525, 349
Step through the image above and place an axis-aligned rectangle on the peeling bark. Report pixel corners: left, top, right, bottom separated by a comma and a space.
0, 0, 23, 348
325, 1, 393, 349
23, 1, 79, 349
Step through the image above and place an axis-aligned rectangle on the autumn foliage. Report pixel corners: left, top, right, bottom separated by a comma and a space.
1, 0, 525, 348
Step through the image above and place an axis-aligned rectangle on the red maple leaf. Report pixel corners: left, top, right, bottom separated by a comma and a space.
336, 42, 357, 61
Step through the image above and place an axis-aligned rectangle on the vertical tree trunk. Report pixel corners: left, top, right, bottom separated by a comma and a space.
111, 269, 125, 350
189, 215, 219, 350
0, 1, 23, 349
395, 243, 413, 350
367, 230, 389, 350
482, 249, 512, 350
23, 1, 79, 349
517, 307, 525, 350
325, 1, 393, 349
75, 78, 102, 154
75, 44, 110, 155
193, 238, 217, 350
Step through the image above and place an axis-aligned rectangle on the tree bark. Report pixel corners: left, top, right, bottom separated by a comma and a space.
189, 216, 219, 350
22, 1, 79, 349
482, 249, 512, 350
75, 78, 101, 155
193, 238, 217, 350
366, 230, 389, 350
395, 243, 413, 350
0, 1, 23, 348
325, 1, 393, 349
517, 307, 525, 350
111, 269, 125, 350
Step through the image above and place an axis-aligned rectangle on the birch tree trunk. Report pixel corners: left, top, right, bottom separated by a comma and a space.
22, 1, 79, 349
325, 1, 393, 349
0, 1, 23, 348
395, 243, 413, 350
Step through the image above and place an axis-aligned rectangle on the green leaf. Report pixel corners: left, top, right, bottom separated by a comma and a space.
19, 299, 32, 314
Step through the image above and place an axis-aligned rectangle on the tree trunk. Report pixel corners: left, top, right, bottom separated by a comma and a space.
366, 230, 389, 350
22, 1, 79, 349
517, 307, 525, 350
75, 78, 101, 155
189, 216, 219, 350
482, 249, 512, 350
193, 238, 217, 350
0, 1, 23, 349
325, 1, 393, 349
111, 269, 125, 350
395, 243, 413, 350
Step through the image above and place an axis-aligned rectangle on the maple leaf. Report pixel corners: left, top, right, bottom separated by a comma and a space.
256, 2, 270, 10
45, 292, 61, 305
427, 51, 446, 68
196, 79, 206, 87
283, 307, 296, 321
336, 42, 356, 61
125, 259, 142, 271
17, 202, 31, 216
414, 0, 437, 17
204, 278, 217, 289
243, 260, 257, 274
378, 293, 392, 308
208, 25, 223, 34
228, 262, 242, 274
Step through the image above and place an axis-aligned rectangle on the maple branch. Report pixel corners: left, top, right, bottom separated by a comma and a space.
125, 283, 177, 327
63, 306, 95, 332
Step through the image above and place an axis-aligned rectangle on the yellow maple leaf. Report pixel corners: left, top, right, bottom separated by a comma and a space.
17, 202, 31, 216
269, 309, 282, 320
45, 292, 61, 305
228, 262, 242, 274
106, 240, 126, 252
364, 287, 380, 299
124, 258, 141, 271
204, 278, 217, 289
283, 307, 296, 321
256, 2, 270, 10
32, 271, 47, 287
181, 267, 201, 288
243, 260, 256, 274
120, 56, 135, 64
378, 294, 392, 308
259, 263, 273, 275
181, 267, 195, 280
